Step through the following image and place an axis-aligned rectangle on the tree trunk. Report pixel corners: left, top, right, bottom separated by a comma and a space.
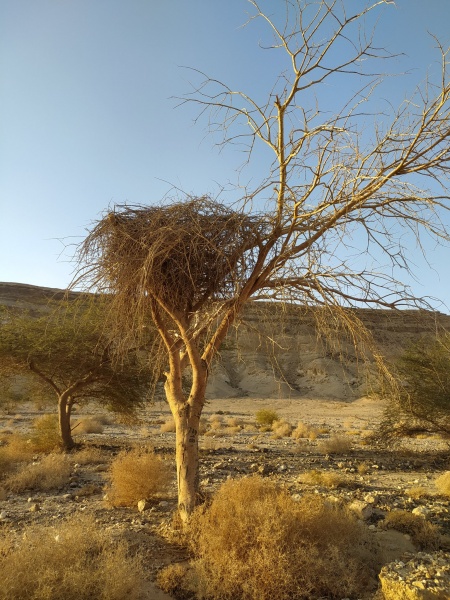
167, 366, 207, 523
173, 403, 202, 522
58, 393, 75, 451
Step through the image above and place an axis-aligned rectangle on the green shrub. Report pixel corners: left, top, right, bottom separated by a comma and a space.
380, 334, 450, 439
158, 476, 381, 600
255, 409, 279, 426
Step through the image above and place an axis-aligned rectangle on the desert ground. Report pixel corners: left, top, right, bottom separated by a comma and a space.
1, 394, 449, 599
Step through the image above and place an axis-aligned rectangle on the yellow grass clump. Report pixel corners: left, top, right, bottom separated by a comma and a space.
0, 514, 146, 600
317, 434, 353, 455
435, 471, 450, 497
157, 475, 381, 600
107, 448, 172, 507
5, 454, 71, 493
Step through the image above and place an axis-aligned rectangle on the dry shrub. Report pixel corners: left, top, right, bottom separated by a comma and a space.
158, 476, 381, 600
160, 419, 176, 433
226, 416, 242, 427
255, 409, 279, 426
435, 471, 450, 497
291, 421, 311, 439
71, 446, 106, 465
30, 414, 61, 452
0, 514, 146, 600
406, 486, 429, 500
301, 469, 349, 489
271, 419, 292, 438
382, 510, 441, 551
107, 448, 172, 507
73, 417, 104, 435
5, 453, 71, 493
318, 434, 352, 455
225, 425, 242, 435
0, 433, 33, 479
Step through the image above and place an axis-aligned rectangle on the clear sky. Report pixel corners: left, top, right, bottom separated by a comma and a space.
1, 0, 450, 310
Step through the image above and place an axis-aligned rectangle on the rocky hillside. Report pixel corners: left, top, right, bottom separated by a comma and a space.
2, 282, 450, 401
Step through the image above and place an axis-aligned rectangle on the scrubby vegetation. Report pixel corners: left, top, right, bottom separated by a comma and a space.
0, 514, 146, 600
107, 447, 173, 507
157, 476, 381, 600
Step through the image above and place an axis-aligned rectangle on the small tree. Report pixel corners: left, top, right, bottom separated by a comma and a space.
74, 1, 450, 521
0, 300, 152, 450
381, 334, 450, 439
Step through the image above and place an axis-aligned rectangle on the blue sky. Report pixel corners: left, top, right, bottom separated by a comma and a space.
1, 0, 450, 310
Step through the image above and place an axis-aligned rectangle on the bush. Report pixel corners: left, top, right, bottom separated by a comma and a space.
382, 510, 441, 551
271, 419, 292, 438
380, 334, 450, 439
301, 469, 349, 488
0, 433, 34, 480
107, 448, 172, 507
73, 417, 104, 435
255, 409, 279, 426
0, 514, 146, 600
435, 471, 450, 497
5, 453, 71, 493
30, 414, 61, 452
317, 434, 352, 455
158, 476, 381, 600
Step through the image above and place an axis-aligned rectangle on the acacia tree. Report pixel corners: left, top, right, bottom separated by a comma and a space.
74, 0, 450, 521
0, 301, 151, 450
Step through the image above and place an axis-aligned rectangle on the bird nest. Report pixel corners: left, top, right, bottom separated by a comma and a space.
80, 197, 266, 314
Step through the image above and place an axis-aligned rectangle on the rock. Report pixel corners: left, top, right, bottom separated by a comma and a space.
137, 500, 149, 512
29, 503, 40, 512
348, 500, 373, 520
258, 464, 272, 476
412, 506, 431, 518
380, 552, 450, 600
0, 510, 8, 520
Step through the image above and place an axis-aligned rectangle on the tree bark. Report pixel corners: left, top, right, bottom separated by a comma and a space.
166, 364, 207, 523
58, 393, 75, 451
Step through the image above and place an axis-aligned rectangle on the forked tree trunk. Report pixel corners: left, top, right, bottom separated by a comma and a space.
58, 393, 75, 451
166, 367, 207, 523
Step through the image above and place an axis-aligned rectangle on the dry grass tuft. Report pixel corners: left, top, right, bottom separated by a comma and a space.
5, 453, 71, 493
405, 486, 429, 500
73, 417, 104, 435
0, 514, 146, 600
317, 434, 353, 455
271, 419, 292, 438
300, 469, 350, 488
107, 448, 172, 507
160, 419, 176, 433
0, 433, 34, 480
157, 476, 381, 600
255, 409, 279, 426
382, 510, 441, 551
71, 446, 107, 465
30, 414, 61, 452
435, 471, 450, 497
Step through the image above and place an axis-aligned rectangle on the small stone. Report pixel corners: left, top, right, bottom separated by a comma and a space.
137, 500, 148, 512
29, 503, 40, 512
0, 510, 8, 520
412, 506, 430, 518
348, 500, 373, 520
158, 501, 169, 508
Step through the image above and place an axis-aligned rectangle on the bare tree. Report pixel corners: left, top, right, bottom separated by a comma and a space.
73, 0, 450, 521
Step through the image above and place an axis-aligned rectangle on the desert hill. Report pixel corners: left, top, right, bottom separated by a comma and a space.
2, 281, 450, 401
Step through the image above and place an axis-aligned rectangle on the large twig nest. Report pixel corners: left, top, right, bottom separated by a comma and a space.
79, 197, 266, 314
